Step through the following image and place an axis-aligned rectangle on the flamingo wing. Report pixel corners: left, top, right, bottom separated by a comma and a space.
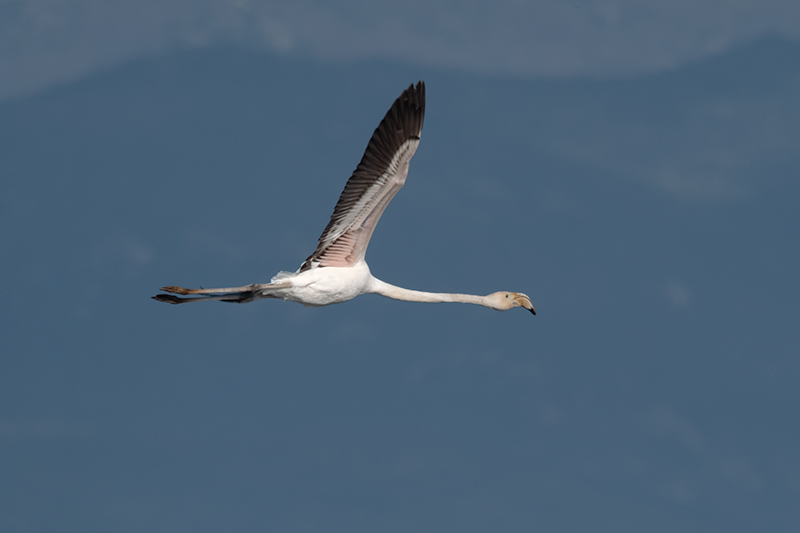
300, 81, 426, 272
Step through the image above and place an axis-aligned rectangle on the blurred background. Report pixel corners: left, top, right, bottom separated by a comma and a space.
1, 1, 799, 531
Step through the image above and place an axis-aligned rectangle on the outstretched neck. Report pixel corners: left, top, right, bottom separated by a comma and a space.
367, 277, 489, 308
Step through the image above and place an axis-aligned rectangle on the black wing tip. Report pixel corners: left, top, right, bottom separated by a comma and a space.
402, 81, 425, 108
382, 81, 425, 139
398, 81, 425, 126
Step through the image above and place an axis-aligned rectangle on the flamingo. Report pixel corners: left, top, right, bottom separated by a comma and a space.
153, 81, 535, 314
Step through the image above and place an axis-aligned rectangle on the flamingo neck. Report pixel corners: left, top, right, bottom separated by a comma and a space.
367, 277, 489, 308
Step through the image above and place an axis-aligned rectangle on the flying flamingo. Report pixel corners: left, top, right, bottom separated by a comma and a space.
153, 82, 535, 314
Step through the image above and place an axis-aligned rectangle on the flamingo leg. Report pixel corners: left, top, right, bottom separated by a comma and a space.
152, 292, 259, 304
153, 282, 291, 304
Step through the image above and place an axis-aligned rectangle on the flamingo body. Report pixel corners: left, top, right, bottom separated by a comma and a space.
269, 261, 374, 307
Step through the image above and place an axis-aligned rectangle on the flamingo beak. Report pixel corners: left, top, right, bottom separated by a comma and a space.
512, 293, 536, 315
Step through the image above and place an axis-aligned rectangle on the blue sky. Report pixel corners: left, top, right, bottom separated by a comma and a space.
1, 3, 799, 532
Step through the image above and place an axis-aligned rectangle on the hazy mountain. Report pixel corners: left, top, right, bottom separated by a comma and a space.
1, 37, 798, 532
4, 0, 800, 100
